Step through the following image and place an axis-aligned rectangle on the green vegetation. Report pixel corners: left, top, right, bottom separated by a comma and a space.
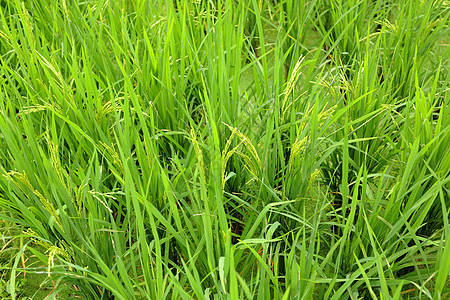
0, 0, 449, 298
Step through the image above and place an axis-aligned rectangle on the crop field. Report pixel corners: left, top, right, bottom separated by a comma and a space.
0, 0, 449, 299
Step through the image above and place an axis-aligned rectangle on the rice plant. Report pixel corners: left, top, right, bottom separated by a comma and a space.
0, 0, 449, 299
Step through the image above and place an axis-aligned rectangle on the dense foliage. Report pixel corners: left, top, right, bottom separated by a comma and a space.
0, 0, 449, 298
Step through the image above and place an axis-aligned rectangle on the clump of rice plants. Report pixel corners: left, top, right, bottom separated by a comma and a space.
0, 0, 449, 298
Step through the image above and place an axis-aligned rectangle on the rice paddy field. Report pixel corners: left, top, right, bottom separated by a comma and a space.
0, 0, 449, 299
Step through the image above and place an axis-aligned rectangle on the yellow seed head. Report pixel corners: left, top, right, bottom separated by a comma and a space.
190, 128, 207, 184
